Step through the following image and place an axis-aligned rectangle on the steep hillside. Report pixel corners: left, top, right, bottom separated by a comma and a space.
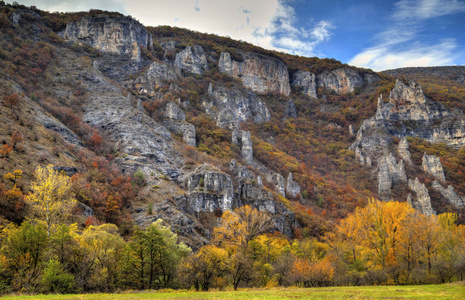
1, 2, 464, 252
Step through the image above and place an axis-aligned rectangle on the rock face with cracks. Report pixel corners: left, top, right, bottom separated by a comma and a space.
205, 84, 270, 129
175, 45, 209, 75
408, 178, 435, 217
219, 51, 291, 96
422, 153, 446, 182
59, 15, 153, 61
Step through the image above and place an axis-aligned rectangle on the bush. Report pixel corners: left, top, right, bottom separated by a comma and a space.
41, 259, 75, 294
133, 168, 146, 186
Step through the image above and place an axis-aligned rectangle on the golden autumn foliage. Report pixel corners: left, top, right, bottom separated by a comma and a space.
290, 257, 334, 287
25, 165, 76, 237
180, 245, 229, 291
325, 199, 465, 284
212, 205, 272, 248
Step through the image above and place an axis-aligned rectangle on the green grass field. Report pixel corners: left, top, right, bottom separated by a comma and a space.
3, 283, 465, 300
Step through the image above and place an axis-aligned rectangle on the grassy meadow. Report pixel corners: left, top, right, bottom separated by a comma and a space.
3, 283, 465, 300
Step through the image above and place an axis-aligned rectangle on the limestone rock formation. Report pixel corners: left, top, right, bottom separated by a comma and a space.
59, 15, 153, 61
352, 79, 465, 157
205, 85, 270, 129
349, 125, 355, 136
185, 164, 234, 213
422, 153, 446, 182
432, 181, 465, 209
377, 153, 407, 198
165, 102, 185, 121
83, 61, 181, 179
218, 51, 291, 96
291, 71, 317, 98
316, 68, 365, 94
174, 45, 208, 75
408, 178, 435, 216
354, 146, 372, 167
232, 130, 253, 164
286, 173, 301, 199
162, 102, 196, 147
398, 137, 412, 163
132, 61, 178, 97
266, 173, 286, 196
376, 80, 449, 122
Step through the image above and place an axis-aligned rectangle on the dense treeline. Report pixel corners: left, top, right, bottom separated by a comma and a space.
0, 165, 463, 294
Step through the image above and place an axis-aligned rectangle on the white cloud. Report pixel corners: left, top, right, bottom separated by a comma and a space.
350, 39, 457, 71
349, 0, 465, 70
311, 21, 333, 42
393, 0, 465, 20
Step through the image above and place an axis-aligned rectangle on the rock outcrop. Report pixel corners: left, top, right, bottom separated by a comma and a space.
432, 181, 465, 209
354, 146, 372, 167
286, 173, 301, 199
232, 130, 253, 164
165, 102, 185, 121
352, 79, 465, 156
349, 125, 355, 136
175, 45, 208, 75
398, 137, 412, 163
185, 164, 235, 213
133, 61, 178, 97
59, 15, 153, 61
316, 68, 366, 94
266, 173, 286, 197
408, 178, 435, 216
422, 153, 446, 182
83, 61, 181, 179
375, 80, 450, 122
163, 102, 197, 147
205, 84, 270, 129
218, 52, 291, 96
377, 153, 407, 198
291, 71, 317, 98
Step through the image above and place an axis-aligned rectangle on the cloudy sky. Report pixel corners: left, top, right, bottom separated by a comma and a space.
9, 0, 465, 71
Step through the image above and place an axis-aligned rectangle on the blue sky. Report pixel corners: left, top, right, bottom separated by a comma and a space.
9, 0, 465, 71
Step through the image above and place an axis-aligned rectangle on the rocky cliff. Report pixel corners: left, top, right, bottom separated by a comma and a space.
432, 181, 465, 209
60, 15, 153, 61
164, 102, 197, 147
352, 79, 465, 153
291, 71, 317, 98
377, 153, 407, 199
175, 45, 209, 75
133, 61, 178, 97
397, 137, 412, 163
408, 178, 435, 216
422, 153, 446, 182
205, 84, 271, 129
232, 130, 253, 164
218, 51, 291, 96
316, 68, 375, 94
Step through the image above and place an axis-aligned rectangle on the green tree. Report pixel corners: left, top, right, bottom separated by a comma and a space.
41, 259, 75, 294
1, 222, 48, 292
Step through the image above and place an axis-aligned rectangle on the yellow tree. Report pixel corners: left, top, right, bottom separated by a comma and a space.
26, 165, 76, 237
249, 234, 290, 264
180, 245, 228, 291
212, 205, 272, 248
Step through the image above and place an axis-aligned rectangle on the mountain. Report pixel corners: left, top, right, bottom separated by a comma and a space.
1, 3, 464, 249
